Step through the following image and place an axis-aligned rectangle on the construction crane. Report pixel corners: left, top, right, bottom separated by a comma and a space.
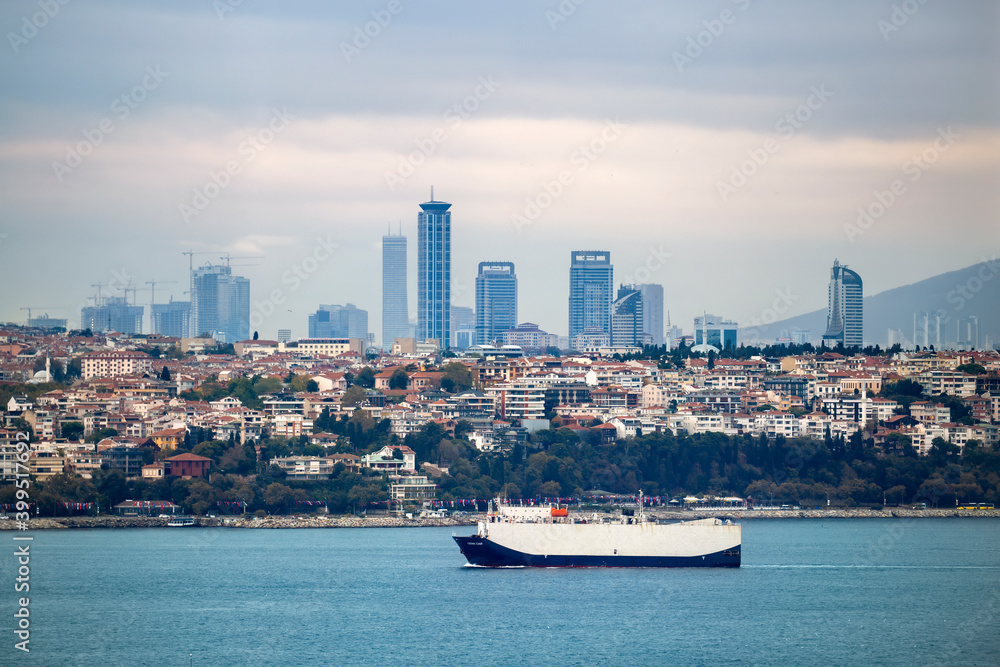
145, 279, 178, 308
145, 279, 178, 334
20, 307, 61, 325
91, 282, 106, 305
219, 254, 264, 267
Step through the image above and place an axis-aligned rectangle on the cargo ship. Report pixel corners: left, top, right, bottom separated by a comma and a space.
453, 493, 740, 568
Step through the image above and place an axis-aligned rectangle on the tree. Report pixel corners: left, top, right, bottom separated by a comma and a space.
342, 386, 367, 407
306, 379, 319, 392
61, 422, 85, 441
389, 368, 409, 390
159, 366, 171, 381
355, 367, 376, 389
956, 363, 987, 375
253, 331, 259, 340
441, 362, 473, 393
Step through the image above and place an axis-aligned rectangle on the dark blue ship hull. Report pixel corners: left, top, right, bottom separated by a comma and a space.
454, 536, 740, 568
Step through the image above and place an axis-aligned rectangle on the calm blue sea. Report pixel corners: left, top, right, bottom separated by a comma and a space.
3, 519, 999, 666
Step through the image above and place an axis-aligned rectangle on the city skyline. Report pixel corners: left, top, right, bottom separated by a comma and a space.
1, 2, 996, 345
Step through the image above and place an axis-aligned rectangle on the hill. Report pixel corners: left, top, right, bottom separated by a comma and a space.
741, 259, 1000, 348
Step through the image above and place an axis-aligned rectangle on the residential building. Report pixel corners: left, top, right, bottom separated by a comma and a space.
391, 476, 437, 502
568, 251, 613, 342
271, 456, 336, 480
294, 338, 366, 357
151, 301, 191, 338
502, 323, 559, 351
417, 194, 451, 347
822, 259, 863, 348
164, 452, 211, 478
80, 350, 152, 380
81, 296, 144, 334
382, 231, 409, 350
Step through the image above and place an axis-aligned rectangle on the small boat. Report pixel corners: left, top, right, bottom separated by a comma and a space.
167, 516, 195, 527
454, 492, 740, 568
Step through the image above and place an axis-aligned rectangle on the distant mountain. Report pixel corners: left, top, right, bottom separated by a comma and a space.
741, 260, 1000, 348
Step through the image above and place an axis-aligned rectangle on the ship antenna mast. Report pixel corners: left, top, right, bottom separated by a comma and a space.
638, 490, 645, 522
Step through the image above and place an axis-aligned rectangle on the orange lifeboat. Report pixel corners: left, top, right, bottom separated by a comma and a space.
550, 508, 568, 517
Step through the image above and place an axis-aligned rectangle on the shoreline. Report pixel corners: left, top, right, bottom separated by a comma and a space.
2, 507, 999, 530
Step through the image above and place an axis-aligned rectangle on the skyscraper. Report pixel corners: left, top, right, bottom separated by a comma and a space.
637, 284, 664, 346
417, 193, 451, 347
191, 263, 250, 343
568, 251, 613, 343
382, 230, 408, 349
475, 262, 517, 345
822, 259, 863, 348
612, 285, 643, 346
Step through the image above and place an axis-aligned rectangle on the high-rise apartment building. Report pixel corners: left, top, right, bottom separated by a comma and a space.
417, 194, 451, 347
637, 284, 664, 346
151, 301, 191, 338
475, 262, 517, 345
612, 285, 644, 346
191, 264, 250, 343
568, 251, 613, 342
382, 231, 408, 350
822, 259, 863, 348
81, 296, 144, 334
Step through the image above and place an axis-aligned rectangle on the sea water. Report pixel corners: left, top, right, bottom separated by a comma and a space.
3, 519, 998, 666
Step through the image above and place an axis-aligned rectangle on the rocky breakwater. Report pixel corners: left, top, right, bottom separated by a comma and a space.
1, 514, 483, 530
224, 514, 481, 529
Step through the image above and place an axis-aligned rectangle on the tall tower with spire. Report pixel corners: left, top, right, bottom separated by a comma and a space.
417, 189, 451, 348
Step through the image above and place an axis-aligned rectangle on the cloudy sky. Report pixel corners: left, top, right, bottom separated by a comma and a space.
1, 0, 997, 344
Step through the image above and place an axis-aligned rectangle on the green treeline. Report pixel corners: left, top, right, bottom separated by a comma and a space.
8, 420, 999, 516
